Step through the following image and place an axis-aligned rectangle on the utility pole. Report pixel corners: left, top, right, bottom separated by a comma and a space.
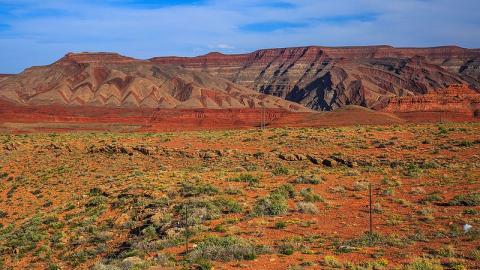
261, 106, 266, 130
369, 183, 373, 235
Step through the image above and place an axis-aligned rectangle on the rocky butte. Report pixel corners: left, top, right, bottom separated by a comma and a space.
152, 45, 480, 118
0, 46, 479, 128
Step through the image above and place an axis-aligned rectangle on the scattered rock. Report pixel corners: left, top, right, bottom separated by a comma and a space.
198, 150, 217, 159
279, 153, 298, 161
3, 142, 18, 151
322, 158, 337, 167
133, 145, 152, 155
87, 144, 132, 155
307, 154, 320, 164
295, 154, 307, 161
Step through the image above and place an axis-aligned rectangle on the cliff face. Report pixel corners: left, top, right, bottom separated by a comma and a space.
381, 84, 480, 121
151, 46, 480, 111
0, 53, 309, 112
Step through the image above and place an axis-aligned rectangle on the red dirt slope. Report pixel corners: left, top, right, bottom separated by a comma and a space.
0, 100, 404, 132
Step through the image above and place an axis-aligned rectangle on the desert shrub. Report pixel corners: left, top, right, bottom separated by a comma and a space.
252, 192, 288, 216
179, 180, 218, 197
420, 194, 443, 204
372, 203, 383, 213
471, 248, 480, 260
353, 181, 369, 191
323, 256, 342, 268
457, 140, 473, 147
274, 221, 286, 229
403, 163, 423, 178
436, 245, 456, 258
403, 257, 442, 270
295, 202, 318, 214
292, 175, 321, 184
214, 198, 243, 214
273, 184, 296, 198
463, 209, 477, 215
278, 242, 295, 255
1, 215, 47, 256
224, 187, 242, 195
329, 185, 346, 193
417, 207, 434, 222
382, 177, 402, 187
386, 214, 404, 226
174, 202, 218, 225
272, 166, 289, 176
226, 174, 259, 186
89, 187, 107, 196
85, 196, 108, 208
188, 236, 269, 262
300, 188, 324, 202
448, 193, 480, 206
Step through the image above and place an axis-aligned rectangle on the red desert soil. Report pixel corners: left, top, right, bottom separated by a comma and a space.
0, 123, 479, 269
0, 99, 408, 133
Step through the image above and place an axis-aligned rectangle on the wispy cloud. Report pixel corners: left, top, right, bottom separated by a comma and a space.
0, 0, 479, 73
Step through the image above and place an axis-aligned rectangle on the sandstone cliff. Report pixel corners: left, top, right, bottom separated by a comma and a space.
381, 84, 480, 121
151, 46, 480, 111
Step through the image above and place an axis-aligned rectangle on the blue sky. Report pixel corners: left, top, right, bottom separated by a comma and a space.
0, 0, 479, 73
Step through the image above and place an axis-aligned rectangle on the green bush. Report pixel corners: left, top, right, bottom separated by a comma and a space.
420, 194, 443, 204
227, 174, 259, 186
448, 193, 480, 206
295, 202, 318, 214
179, 180, 219, 197
323, 256, 342, 268
403, 257, 442, 270
274, 221, 286, 229
215, 198, 243, 214
403, 163, 423, 178
273, 184, 296, 199
188, 236, 269, 262
300, 188, 324, 202
252, 193, 288, 216
292, 175, 321, 184
278, 243, 295, 255
272, 167, 289, 176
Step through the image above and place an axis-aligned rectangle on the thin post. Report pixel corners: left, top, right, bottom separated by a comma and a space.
185, 204, 189, 253
369, 183, 373, 235
261, 107, 265, 130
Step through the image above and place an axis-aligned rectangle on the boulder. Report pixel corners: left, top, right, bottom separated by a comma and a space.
322, 158, 337, 167
279, 153, 298, 161
307, 155, 320, 165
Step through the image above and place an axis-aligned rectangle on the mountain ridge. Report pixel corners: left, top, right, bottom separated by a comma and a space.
150, 45, 480, 113
0, 53, 309, 111
1, 45, 480, 121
